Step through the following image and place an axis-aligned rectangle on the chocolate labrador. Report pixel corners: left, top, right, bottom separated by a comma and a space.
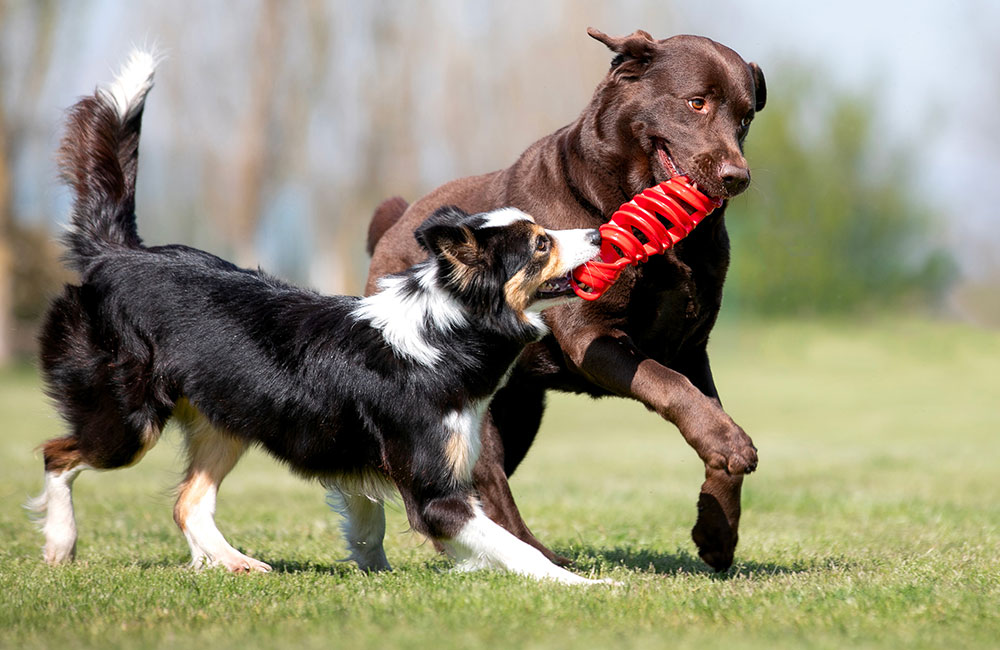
365, 28, 766, 571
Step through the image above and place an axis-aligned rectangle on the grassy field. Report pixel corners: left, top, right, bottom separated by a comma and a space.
1, 318, 997, 649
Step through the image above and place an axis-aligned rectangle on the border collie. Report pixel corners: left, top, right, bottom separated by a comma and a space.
27, 51, 604, 585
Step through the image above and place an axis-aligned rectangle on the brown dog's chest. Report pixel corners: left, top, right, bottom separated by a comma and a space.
627, 243, 725, 360
601, 207, 730, 358
522, 213, 729, 395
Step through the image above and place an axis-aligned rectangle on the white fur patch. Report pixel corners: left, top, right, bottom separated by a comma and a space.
324, 472, 395, 572
178, 480, 270, 573
352, 263, 467, 366
26, 465, 89, 565
100, 49, 159, 122
523, 302, 556, 328
480, 207, 534, 228
443, 504, 604, 585
548, 228, 601, 270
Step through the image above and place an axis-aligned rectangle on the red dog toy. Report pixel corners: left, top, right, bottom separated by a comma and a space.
571, 176, 723, 300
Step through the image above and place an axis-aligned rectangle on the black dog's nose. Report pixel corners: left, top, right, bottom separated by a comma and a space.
587, 229, 602, 247
719, 163, 750, 196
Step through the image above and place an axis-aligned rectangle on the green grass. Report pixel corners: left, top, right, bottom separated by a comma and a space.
1, 318, 998, 649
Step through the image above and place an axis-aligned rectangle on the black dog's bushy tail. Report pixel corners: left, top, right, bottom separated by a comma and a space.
58, 50, 158, 271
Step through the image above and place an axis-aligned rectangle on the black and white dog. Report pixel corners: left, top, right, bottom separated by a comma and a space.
29, 51, 604, 584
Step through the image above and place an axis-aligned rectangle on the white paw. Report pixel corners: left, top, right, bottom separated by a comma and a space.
42, 538, 76, 565
200, 552, 271, 573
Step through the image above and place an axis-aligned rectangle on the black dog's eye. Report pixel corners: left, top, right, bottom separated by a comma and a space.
688, 98, 706, 112
535, 236, 550, 253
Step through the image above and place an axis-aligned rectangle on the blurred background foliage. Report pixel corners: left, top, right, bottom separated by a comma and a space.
0, 0, 994, 363
726, 68, 957, 316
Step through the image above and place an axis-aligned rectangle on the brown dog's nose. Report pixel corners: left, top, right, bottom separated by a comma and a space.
719, 163, 750, 196
586, 229, 601, 247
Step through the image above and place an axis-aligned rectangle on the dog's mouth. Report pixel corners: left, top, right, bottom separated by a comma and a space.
652, 139, 718, 203
535, 273, 575, 300
654, 140, 684, 178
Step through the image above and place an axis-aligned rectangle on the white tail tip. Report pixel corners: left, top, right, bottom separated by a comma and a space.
102, 48, 160, 122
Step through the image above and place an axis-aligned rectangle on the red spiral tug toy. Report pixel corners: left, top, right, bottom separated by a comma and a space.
570, 176, 723, 301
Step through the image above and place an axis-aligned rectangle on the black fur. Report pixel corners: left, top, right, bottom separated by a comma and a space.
38, 67, 584, 551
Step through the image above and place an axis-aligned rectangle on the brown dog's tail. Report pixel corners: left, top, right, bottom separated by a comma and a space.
366, 196, 409, 255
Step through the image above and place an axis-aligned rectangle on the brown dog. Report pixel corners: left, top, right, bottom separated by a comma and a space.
365, 28, 765, 571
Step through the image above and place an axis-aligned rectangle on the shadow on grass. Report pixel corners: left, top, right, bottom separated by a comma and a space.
568, 546, 822, 579
266, 559, 357, 576
123, 557, 357, 576
125, 549, 831, 580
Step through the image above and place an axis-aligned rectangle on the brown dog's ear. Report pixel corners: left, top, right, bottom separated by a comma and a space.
588, 27, 656, 80
749, 62, 766, 112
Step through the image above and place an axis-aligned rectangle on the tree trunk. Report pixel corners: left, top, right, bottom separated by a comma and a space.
0, 113, 13, 364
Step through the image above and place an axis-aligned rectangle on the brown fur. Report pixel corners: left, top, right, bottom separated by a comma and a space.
41, 437, 83, 473
367, 196, 411, 255
365, 29, 766, 571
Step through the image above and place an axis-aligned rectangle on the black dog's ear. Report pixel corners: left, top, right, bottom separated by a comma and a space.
749, 62, 766, 112
588, 27, 656, 80
415, 206, 482, 267
415, 206, 470, 254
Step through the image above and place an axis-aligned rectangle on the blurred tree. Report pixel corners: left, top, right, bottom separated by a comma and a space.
226, 0, 283, 267
0, 0, 58, 362
0, 97, 11, 364
726, 68, 956, 315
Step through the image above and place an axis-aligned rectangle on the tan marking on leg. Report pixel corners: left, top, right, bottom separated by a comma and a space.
444, 433, 475, 482
172, 403, 269, 572
442, 408, 483, 484
123, 423, 161, 468
173, 420, 246, 532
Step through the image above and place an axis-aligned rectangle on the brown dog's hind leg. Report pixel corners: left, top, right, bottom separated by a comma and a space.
472, 417, 574, 567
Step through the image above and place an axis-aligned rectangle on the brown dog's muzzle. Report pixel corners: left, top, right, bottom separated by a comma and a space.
719, 162, 751, 196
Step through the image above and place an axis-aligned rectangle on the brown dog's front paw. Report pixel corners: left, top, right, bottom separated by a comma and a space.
692, 512, 737, 572
704, 423, 757, 476
691, 469, 743, 572
549, 552, 575, 568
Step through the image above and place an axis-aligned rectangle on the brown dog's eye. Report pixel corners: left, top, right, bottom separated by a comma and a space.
535, 236, 550, 253
688, 98, 706, 111
741, 113, 753, 128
